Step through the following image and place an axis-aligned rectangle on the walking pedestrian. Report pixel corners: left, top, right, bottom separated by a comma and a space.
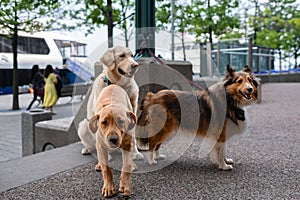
43, 65, 58, 113
26, 65, 44, 111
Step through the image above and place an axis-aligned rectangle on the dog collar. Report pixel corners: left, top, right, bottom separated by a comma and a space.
103, 75, 112, 85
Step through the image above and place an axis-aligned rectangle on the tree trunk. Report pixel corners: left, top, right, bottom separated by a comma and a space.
107, 0, 113, 47
181, 32, 186, 61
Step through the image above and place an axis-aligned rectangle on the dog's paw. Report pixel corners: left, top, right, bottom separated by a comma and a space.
95, 163, 102, 171
225, 158, 234, 165
155, 154, 166, 160
102, 184, 115, 197
148, 159, 157, 165
81, 148, 90, 155
219, 164, 233, 171
119, 186, 131, 196
132, 152, 144, 160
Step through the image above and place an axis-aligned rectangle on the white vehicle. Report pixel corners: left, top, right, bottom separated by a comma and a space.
0, 31, 92, 94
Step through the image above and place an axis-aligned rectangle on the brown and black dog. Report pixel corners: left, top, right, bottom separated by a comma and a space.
137, 65, 258, 170
88, 84, 137, 197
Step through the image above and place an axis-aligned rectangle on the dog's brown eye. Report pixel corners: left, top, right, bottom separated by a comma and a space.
120, 54, 125, 58
101, 120, 108, 126
237, 79, 243, 84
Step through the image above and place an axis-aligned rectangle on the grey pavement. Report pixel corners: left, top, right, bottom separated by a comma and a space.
0, 93, 83, 163
0, 83, 300, 199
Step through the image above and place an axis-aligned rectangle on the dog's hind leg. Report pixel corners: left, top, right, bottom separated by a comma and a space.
154, 144, 166, 160
146, 140, 159, 165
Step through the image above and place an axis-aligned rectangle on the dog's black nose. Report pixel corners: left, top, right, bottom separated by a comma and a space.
247, 87, 253, 93
109, 136, 119, 145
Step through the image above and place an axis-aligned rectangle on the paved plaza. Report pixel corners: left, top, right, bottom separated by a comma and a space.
0, 83, 299, 199
0, 94, 82, 163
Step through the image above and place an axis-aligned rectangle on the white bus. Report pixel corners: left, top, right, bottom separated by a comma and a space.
0, 31, 89, 94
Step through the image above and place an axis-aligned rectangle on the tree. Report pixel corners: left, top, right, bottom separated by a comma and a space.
189, 0, 240, 43
70, 0, 135, 48
156, 1, 194, 60
250, 0, 300, 67
117, 0, 135, 47
155, 0, 240, 60
286, 17, 300, 67
0, 0, 60, 110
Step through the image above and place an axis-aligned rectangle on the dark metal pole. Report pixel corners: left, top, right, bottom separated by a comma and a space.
171, 0, 175, 60
135, 0, 155, 56
248, 37, 253, 70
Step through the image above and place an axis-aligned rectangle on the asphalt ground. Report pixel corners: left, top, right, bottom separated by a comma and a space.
0, 83, 299, 199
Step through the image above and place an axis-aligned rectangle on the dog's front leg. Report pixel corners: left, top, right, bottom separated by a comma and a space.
119, 149, 135, 196
130, 95, 144, 160
96, 146, 115, 197
212, 142, 233, 170
78, 119, 96, 155
210, 122, 233, 170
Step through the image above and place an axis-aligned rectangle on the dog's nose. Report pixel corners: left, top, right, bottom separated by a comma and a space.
247, 86, 253, 93
131, 61, 138, 67
108, 136, 119, 145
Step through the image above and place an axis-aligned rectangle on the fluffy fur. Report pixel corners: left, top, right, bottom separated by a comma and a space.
137, 65, 258, 170
88, 84, 137, 197
78, 46, 143, 160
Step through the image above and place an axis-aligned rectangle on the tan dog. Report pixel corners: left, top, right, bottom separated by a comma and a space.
89, 84, 137, 197
78, 46, 143, 160
137, 65, 258, 170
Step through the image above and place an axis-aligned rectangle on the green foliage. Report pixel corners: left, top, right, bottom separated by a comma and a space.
250, 0, 300, 65
64, 0, 135, 46
0, 0, 61, 34
156, 0, 240, 43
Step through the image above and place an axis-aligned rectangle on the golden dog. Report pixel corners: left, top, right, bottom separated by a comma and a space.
89, 84, 137, 197
78, 46, 143, 160
137, 65, 258, 170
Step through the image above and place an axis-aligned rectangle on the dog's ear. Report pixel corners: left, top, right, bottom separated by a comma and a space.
252, 77, 259, 88
100, 47, 115, 69
226, 64, 235, 77
243, 65, 252, 74
127, 111, 137, 130
89, 115, 99, 134
224, 65, 235, 86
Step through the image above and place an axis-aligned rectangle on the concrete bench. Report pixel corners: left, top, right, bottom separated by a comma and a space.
34, 117, 79, 153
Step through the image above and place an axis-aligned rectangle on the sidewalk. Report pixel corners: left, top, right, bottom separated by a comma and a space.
0, 83, 299, 199
0, 93, 83, 163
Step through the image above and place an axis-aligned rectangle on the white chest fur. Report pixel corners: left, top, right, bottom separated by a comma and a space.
226, 111, 248, 139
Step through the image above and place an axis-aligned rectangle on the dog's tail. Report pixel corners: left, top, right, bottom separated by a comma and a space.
136, 92, 155, 151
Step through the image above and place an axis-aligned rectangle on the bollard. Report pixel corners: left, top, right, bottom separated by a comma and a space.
21, 109, 52, 156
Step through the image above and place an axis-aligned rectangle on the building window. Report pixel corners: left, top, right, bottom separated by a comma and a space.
0, 35, 50, 54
